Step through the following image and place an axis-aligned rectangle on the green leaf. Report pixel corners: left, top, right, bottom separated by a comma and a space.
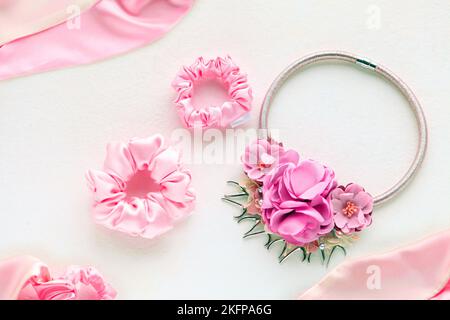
244, 220, 262, 236
233, 208, 247, 219
278, 242, 288, 260
221, 197, 243, 207
326, 245, 347, 267
223, 193, 248, 198
243, 230, 265, 238
226, 180, 249, 195
264, 234, 272, 246
320, 247, 326, 265
266, 237, 283, 250
279, 247, 303, 264
301, 247, 307, 262
237, 216, 258, 223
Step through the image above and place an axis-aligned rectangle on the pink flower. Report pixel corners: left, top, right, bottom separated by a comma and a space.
331, 183, 373, 234
242, 139, 294, 182
244, 180, 263, 215
261, 154, 337, 245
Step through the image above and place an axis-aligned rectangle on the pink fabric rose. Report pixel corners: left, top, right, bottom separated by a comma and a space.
331, 183, 373, 234
261, 153, 337, 245
242, 139, 296, 182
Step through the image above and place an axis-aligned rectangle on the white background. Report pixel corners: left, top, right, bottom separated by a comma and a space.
0, 0, 449, 299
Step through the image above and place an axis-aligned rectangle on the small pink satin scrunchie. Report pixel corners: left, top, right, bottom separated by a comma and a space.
86, 134, 195, 239
0, 256, 116, 300
172, 56, 253, 128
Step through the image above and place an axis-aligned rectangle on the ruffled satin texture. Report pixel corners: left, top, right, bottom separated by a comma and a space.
0, 256, 116, 300
0, 0, 194, 81
172, 56, 253, 128
86, 134, 195, 239
298, 229, 450, 300
0, 0, 97, 46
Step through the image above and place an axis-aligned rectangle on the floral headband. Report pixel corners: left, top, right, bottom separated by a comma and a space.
224, 51, 428, 265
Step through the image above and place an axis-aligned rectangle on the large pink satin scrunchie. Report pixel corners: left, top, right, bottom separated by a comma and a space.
0, 256, 116, 300
298, 229, 450, 300
86, 134, 195, 239
0, 0, 194, 81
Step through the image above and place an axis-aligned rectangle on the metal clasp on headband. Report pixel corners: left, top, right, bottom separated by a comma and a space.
355, 58, 377, 70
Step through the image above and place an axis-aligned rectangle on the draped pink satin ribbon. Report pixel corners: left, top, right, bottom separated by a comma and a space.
0, 0, 194, 81
298, 229, 450, 300
0, 0, 97, 46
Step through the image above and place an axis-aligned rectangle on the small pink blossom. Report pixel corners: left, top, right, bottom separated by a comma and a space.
242, 139, 285, 182
244, 180, 263, 215
331, 183, 373, 234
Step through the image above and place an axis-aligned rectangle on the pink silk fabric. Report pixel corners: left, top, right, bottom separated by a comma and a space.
299, 229, 450, 300
0, 0, 97, 46
0, 0, 194, 81
0, 256, 116, 300
0, 256, 44, 299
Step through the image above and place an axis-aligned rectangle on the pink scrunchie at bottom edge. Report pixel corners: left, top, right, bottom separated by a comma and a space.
298, 229, 450, 300
0, 0, 195, 81
0, 256, 116, 300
